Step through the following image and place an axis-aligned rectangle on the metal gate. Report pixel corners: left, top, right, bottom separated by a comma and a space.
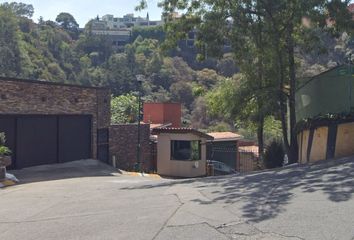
207, 141, 260, 173
0, 115, 92, 169
238, 148, 259, 173
97, 128, 109, 164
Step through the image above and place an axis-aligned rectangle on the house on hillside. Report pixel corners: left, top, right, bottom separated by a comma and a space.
90, 13, 163, 47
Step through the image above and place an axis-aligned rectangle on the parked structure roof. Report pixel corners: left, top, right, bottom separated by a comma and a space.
151, 127, 214, 140
207, 132, 243, 142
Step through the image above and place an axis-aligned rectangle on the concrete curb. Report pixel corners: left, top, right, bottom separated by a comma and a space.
124, 171, 162, 179
0, 179, 16, 188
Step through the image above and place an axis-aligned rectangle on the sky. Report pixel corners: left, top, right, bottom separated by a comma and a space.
0, 0, 163, 27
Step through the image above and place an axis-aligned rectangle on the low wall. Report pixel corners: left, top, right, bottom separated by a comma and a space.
109, 124, 153, 172
297, 121, 354, 164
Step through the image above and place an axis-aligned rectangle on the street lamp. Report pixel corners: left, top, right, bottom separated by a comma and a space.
136, 75, 144, 173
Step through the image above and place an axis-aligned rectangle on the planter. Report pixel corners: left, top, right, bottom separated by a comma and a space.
0, 156, 11, 167
0, 156, 11, 181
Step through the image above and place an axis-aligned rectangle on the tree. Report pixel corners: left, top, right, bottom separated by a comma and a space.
170, 81, 194, 109
56, 12, 79, 30
1, 2, 34, 17
196, 69, 221, 89
207, 72, 278, 159
216, 54, 239, 77
107, 53, 136, 95
190, 96, 211, 129
131, 26, 165, 43
56, 12, 79, 39
0, 6, 21, 77
111, 94, 139, 124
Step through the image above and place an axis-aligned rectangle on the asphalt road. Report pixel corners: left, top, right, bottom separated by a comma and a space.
1, 158, 354, 240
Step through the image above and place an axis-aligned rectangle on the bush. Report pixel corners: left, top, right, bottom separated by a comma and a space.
0, 132, 11, 156
264, 140, 284, 169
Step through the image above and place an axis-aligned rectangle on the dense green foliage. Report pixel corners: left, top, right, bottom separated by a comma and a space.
111, 94, 139, 124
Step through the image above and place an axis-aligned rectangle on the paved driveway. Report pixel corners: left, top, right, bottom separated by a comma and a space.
1, 158, 354, 240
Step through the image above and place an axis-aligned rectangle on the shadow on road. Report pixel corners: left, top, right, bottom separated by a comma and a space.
121, 157, 354, 223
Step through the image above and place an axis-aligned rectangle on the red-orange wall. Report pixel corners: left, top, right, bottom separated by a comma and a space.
143, 103, 181, 127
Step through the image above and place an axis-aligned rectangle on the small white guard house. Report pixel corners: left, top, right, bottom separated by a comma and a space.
152, 128, 213, 178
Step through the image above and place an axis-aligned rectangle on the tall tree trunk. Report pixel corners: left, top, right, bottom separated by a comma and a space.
256, 14, 265, 167
286, 24, 299, 163
275, 37, 290, 155
257, 115, 265, 168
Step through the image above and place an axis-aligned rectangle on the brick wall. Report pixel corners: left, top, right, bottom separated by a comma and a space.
96, 88, 111, 129
0, 77, 111, 159
109, 124, 153, 172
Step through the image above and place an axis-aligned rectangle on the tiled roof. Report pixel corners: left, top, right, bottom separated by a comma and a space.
0, 76, 107, 90
149, 123, 172, 129
151, 127, 214, 140
207, 132, 243, 141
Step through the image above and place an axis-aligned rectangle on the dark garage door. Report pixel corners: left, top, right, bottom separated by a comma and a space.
0, 115, 92, 169
17, 116, 58, 168
58, 116, 91, 163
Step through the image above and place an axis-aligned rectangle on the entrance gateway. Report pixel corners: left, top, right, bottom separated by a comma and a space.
0, 115, 92, 169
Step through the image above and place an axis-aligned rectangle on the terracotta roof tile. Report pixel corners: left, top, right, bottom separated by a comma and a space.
149, 123, 172, 129
152, 127, 214, 140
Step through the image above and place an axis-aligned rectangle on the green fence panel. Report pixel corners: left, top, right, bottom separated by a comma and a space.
296, 65, 354, 121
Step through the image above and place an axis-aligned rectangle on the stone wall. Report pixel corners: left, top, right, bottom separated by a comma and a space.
0, 77, 111, 159
109, 124, 153, 172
